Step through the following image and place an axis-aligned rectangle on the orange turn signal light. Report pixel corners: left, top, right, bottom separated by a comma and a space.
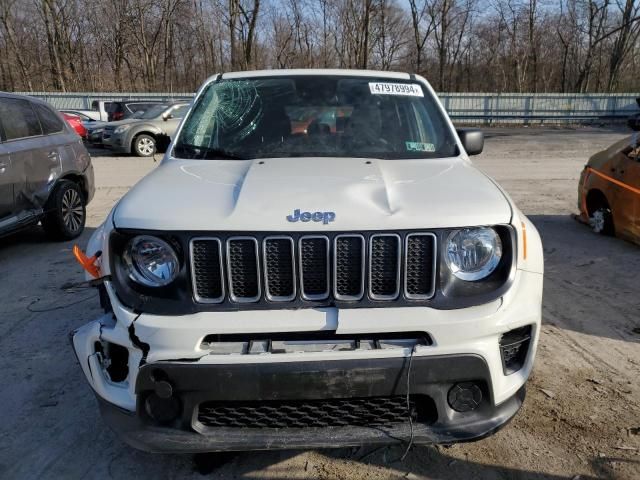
521, 222, 527, 260
73, 245, 101, 279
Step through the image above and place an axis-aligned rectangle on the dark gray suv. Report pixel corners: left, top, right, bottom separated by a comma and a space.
0, 92, 95, 240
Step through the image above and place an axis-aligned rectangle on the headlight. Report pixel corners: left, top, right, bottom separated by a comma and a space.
123, 235, 179, 287
445, 227, 502, 281
114, 125, 131, 135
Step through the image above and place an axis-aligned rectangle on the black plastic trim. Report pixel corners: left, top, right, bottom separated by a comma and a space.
93, 354, 526, 453
109, 226, 516, 315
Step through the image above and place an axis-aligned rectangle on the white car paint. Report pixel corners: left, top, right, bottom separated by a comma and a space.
72, 69, 544, 448
60, 109, 102, 122
113, 157, 512, 231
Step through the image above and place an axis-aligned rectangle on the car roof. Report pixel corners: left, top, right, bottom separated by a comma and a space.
220, 68, 412, 81
0, 91, 56, 108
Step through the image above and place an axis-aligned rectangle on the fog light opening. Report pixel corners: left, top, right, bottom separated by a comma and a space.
448, 382, 483, 413
499, 325, 532, 375
145, 394, 181, 424
95, 341, 129, 383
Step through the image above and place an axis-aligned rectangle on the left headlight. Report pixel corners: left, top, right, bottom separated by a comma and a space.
122, 235, 179, 287
445, 227, 502, 281
114, 125, 131, 135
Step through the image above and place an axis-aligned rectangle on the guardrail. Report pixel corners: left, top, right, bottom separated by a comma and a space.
17, 91, 640, 125
439, 93, 639, 124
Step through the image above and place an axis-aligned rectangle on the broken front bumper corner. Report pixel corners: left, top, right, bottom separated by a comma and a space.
71, 313, 143, 412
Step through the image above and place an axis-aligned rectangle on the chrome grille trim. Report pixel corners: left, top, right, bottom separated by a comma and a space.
263, 236, 296, 302
333, 234, 365, 301
190, 231, 438, 306
298, 235, 330, 301
226, 236, 261, 303
369, 233, 401, 300
404, 233, 437, 300
190, 237, 225, 304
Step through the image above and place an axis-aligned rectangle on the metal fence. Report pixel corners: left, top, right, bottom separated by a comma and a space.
439, 92, 639, 125
17, 91, 640, 125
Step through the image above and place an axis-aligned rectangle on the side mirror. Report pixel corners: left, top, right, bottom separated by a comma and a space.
457, 128, 484, 156
627, 114, 640, 131
162, 113, 173, 121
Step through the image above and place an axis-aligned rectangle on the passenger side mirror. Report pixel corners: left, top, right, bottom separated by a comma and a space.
163, 113, 173, 121
456, 128, 484, 156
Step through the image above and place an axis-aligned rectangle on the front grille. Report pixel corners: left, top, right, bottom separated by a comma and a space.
369, 234, 401, 299
263, 237, 295, 300
299, 236, 329, 299
405, 234, 437, 299
190, 231, 437, 305
190, 238, 224, 303
227, 237, 260, 302
334, 235, 364, 300
197, 396, 424, 429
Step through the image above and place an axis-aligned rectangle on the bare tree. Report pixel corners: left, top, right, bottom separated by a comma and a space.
0, 0, 638, 93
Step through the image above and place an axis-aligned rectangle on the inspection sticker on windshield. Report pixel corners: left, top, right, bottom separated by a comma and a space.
406, 141, 435, 152
369, 82, 424, 97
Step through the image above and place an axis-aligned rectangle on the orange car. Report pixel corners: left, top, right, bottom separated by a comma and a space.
577, 131, 640, 244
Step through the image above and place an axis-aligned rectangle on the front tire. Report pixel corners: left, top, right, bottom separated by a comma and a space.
133, 134, 156, 157
590, 206, 614, 235
41, 180, 86, 240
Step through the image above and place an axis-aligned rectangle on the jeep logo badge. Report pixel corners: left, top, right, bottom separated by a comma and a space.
287, 209, 336, 224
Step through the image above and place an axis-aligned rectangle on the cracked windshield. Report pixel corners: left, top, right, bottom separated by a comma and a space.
173, 76, 457, 160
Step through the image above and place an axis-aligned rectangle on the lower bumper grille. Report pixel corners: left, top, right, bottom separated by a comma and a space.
197, 395, 435, 429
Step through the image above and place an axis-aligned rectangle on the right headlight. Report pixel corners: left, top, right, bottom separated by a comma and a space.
122, 235, 179, 287
114, 125, 131, 135
445, 227, 502, 281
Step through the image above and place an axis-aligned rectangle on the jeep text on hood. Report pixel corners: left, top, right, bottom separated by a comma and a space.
72, 69, 543, 454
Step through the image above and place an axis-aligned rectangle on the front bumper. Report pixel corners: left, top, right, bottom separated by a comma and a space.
71, 268, 542, 452
102, 132, 130, 153
87, 130, 104, 145
96, 356, 525, 453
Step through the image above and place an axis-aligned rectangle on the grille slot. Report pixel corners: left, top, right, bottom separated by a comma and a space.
190, 238, 224, 303
369, 234, 401, 300
263, 236, 296, 301
334, 235, 365, 300
226, 237, 261, 302
404, 233, 437, 299
299, 236, 330, 300
197, 396, 433, 429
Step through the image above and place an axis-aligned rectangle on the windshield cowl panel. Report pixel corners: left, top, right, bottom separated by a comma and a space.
172, 75, 458, 161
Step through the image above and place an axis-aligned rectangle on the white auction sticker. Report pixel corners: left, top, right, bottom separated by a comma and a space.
369, 82, 424, 97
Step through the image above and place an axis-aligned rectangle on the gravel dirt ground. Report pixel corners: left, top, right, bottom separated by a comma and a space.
0, 127, 638, 480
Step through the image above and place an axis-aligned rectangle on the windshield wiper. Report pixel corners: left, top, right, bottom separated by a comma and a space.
174, 144, 247, 160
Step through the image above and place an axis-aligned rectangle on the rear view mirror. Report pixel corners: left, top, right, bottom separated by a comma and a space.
456, 128, 484, 156
627, 114, 640, 131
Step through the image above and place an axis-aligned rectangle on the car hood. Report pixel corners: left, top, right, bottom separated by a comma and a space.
106, 118, 151, 128
113, 156, 512, 231
85, 121, 108, 129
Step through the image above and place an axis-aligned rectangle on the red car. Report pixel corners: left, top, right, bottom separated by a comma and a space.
62, 113, 87, 138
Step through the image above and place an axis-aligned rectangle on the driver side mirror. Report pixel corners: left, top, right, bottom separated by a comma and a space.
162, 113, 173, 121
456, 128, 484, 156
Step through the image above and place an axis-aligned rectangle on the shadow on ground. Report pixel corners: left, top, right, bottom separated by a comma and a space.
180, 443, 638, 479
528, 214, 640, 344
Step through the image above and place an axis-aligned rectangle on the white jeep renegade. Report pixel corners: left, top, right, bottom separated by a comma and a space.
72, 69, 543, 453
